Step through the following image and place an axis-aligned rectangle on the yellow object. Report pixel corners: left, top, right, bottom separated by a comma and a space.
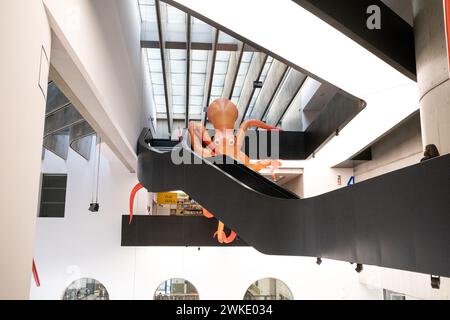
157, 192, 178, 205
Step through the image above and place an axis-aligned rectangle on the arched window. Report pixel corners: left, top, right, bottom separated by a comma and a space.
154, 278, 199, 300
243, 278, 293, 300
63, 278, 109, 300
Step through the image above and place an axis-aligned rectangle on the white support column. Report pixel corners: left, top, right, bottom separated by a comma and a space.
0, 0, 51, 299
413, 0, 450, 155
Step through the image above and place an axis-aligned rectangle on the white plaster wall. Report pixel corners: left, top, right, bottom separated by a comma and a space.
43, 0, 150, 171
302, 161, 354, 198
31, 146, 381, 300
0, 0, 51, 299
354, 114, 423, 182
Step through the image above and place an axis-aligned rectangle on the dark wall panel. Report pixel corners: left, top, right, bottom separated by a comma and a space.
122, 215, 249, 247
305, 93, 364, 156
137, 128, 450, 277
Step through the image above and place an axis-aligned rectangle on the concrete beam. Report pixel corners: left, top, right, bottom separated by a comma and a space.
250, 60, 288, 120
223, 42, 244, 100
265, 69, 307, 126
236, 52, 267, 125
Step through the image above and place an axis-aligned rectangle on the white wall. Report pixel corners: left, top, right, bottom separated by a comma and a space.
354, 114, 423, 182
43, 0, 150, 172
0, 0, 51, 299
31, 146, 381, 300
302, 161, 354, 198
360, 266, 450, 300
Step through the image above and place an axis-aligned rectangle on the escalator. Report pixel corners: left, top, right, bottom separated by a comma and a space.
136, 128, 450, 278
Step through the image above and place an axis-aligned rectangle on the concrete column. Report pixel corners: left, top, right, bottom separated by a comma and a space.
413, 0, 450, 154
0, 1, 51, 299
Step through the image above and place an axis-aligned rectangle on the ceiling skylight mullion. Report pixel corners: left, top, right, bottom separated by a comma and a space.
202, 29, 219, 127
185, 14, 191, 126
155, 0, 173, 134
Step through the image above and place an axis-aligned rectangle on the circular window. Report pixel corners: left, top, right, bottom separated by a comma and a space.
243, 278, 293, 300
154, 278, 199, 300
63, 278, 109, 300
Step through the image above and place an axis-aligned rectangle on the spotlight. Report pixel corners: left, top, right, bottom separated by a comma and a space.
253, 81, 263, 89
431, 275, 441, 289
89, 203, 100, 212
355, 263, 363, 273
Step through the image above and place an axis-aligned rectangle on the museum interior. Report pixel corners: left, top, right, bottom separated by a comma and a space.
1, 0, 450, 300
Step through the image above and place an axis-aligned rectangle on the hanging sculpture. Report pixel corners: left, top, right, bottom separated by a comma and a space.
129, 99, 281, 244
187, 99, 281, 243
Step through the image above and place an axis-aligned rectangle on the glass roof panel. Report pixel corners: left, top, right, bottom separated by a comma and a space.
164, 3, 186, 43
151, 72, 164, 85
192, 60, 208, 73
216, 51, 231, 62
190, 96, 204, 105
211, 86, 223, 96
192, 50, 208, 60
138, 1, 302, 127
154, 95, 166, 105
191, 73, 206, 86
208, 34, 232, 105
189, 49, 209, 117
139, 0, 158, 41
189, 105, 203, 115
190, 85, 203, 96
153, 84, 165, 95
191, 17, 213, 43
171, 73, 186, 86
146, 48, 166, 113
173, 105, 185, 114
231, 51, 254, 103
241, 51, 254, 63
172, 85, 184, 96
214, 61, 229, 75
172, 95, 185, 105
218, 32, 239, 45
212, 74, 226, 87
156, 105, 166, 113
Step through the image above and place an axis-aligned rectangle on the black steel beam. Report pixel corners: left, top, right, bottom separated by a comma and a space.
185, 14, 191, 127
202, 29, 219, 127
292, 0, 416, 80
155, 0, 173, 134
141, 40, 240, 51
304, 92, 365, 157
122, 215, 249, 247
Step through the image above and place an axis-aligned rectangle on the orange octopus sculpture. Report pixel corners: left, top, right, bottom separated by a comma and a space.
189, 99, 281, 244
129, 99, 281, 244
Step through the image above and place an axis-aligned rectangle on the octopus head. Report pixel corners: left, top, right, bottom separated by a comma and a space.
207, 99, 238, 131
